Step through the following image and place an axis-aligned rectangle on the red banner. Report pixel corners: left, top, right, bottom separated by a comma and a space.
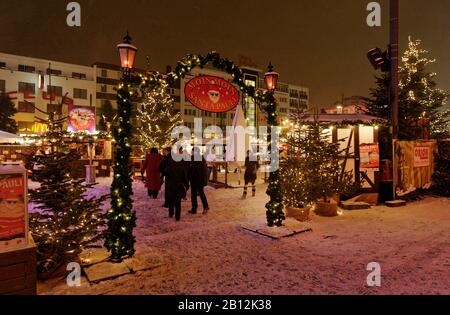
184, 75, 240, 113
0, 173, 26, 246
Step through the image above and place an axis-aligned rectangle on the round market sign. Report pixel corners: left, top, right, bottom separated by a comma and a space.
184, 75, 240, 113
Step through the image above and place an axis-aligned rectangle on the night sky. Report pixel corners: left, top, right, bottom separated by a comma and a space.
1, 0, 449, 108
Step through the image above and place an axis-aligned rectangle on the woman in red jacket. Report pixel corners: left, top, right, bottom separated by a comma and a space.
142, 148, 163, 199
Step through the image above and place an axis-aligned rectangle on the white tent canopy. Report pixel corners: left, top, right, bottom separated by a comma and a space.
0, 130, 22, 143
226, 104, 247, 167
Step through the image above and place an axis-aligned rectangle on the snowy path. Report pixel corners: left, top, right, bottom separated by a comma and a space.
37, 178, 450, 295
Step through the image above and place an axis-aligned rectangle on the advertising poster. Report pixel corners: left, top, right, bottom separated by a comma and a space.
413, 146, 430, 168
360, 143, 380, 171
68, 104, 96, 133
0, 172, 27, 251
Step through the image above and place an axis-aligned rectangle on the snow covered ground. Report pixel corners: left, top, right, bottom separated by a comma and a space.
37, 176, 450, 295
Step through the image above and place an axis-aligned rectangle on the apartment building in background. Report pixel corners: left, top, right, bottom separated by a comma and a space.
0, 51, 309, 135
0, 52, 96, 134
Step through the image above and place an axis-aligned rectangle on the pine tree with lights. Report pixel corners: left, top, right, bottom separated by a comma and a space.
280, 122, 358, 208
398, 37, 449, 139
136, 81, 182, 150
366, 37, 449, 140
99, 100, 117, 132
0, 94, 18, 133
27, 132, 107, 277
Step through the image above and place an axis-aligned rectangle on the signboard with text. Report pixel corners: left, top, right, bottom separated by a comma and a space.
413, 146, 430, 168
184, 75, 240, 113
0, 165, 28, 252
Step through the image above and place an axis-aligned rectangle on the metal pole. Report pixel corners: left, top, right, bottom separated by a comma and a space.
390, 0, 399, 140
390, 0, 399, 200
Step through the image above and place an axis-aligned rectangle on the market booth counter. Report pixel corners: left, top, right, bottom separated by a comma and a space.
0, 163, 37, 295
67, 140, 113, 179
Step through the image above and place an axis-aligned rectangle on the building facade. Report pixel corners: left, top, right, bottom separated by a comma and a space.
1, 52, 309, 135
0, 52, 97, 134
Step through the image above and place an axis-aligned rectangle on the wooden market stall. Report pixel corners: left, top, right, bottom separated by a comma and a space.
298, 113, 381, 193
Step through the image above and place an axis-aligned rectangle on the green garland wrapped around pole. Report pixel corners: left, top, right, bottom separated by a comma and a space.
263, 64, 285, 227
104, 33, 137, 260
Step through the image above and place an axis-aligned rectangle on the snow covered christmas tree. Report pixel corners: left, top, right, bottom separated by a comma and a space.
27, 131, 107, 277
136, 82, 183, 149
398, 37, 449, 139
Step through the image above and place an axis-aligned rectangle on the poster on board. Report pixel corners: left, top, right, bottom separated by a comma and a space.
360, 143, 380, 171
68, 105, 96, 133
0, 165, 28, 252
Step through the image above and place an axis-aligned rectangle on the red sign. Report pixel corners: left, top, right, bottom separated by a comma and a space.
0, 173, 26, 250
413, 146, 430, 167
184, 76, 240, 113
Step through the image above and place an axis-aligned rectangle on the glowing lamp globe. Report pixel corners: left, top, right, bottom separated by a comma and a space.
264, 62, 279, 93
117, 32, 138, 73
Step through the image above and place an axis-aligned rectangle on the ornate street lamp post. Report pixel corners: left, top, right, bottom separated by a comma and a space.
117, 32, 138, 77
263, 62, 285, 227
104, 32, 138, 260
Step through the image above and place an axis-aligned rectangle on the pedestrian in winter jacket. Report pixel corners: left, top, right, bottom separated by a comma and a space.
161, 153, 189, 221
142, 148, 163, 199
159, 147, 172, 207
188, 147, 210, 215
243, 150, 259, 198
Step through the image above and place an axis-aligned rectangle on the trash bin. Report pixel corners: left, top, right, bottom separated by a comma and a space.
379, 159, 394, 202
85, 165, 96, 184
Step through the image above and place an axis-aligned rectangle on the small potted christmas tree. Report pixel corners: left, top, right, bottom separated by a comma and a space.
280, 122, 359, 218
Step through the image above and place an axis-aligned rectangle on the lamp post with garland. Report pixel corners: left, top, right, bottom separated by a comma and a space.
104, 32, 138, 260
263, 62, 285, 227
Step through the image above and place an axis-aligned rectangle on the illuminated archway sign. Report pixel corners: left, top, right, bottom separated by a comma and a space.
184, 75, 240, 113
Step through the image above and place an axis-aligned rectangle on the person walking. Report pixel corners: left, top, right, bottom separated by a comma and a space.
162, 151, 189, 221
205, 146, 216, 183
141, 148, 163, 199
243, 150, 259, 198
159, 147, 172, 207
188, 147, 210, 215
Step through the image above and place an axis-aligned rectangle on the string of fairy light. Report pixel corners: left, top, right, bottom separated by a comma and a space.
106, 52, 286, 255
398, 37, 449, 137
136, 80, 183, 150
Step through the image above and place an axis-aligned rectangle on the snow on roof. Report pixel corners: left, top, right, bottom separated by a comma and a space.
298, 113, 379, 123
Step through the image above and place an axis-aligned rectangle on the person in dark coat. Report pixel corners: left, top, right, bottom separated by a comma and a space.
243, 150, 259, 198
141, 148, 163, 199
188, 147, 210, 215
162, 152, 189, 221
159, 147, 172, 207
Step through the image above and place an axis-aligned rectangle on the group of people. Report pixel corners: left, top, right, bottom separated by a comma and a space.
141, 147, 209, 221
141, 147, 260, 221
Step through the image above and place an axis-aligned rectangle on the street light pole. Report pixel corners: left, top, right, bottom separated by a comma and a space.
390, 0, 399, 140
104, 32, 138, 261
264, 63, 285, 227
390, 0, 399, 201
